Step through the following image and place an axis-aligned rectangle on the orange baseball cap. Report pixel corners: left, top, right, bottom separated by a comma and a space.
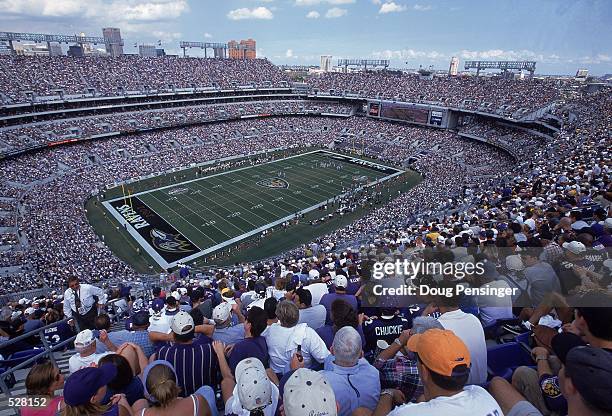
407, 328, 471, 377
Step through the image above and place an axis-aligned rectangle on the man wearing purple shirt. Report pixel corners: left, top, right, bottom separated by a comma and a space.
319, 275, 359, 325
228, 306, 269, 373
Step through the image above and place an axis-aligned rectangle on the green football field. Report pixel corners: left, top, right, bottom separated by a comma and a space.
102, 150, 405, 269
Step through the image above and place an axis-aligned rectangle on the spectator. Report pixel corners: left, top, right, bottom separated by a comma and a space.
319, 327, 380, 416
282, 368, 338, 416
133, 360, 217, 416
68, 329, 113, 374
264, 300, 330, 375
228, 306, 269, 373
373, 329, 503, 416
362, 309, 411, 355
62, 364, 132, 416
213, 346, 279, 416
374, 316, 443, 402
295, 288, 327, 330
434, 282, 488, 385
63, 277, 108, 330
319, 275, 358, 325
316, 299, 365, 350
211, 302, 245, 345
154, 311, 218, 396
97, 311, 155, 358
98, 353, 145, 406
22, 361, 65, 416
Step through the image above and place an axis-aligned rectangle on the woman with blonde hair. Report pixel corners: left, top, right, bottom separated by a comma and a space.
61, 364, 132, 416
132, 360, 217, 416
22, 361, 65, 416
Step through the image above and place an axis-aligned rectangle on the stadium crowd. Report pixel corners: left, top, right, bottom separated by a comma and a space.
309, 72, 562, 116
0, 101, 353, 155
0, 114, 523, 293
0, 56, 290, 103
0, 80, 609, 416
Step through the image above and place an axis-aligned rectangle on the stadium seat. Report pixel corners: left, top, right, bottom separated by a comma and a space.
486, 342, 534, 381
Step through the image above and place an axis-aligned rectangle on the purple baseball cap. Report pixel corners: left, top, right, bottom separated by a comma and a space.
63, 364, 117, 406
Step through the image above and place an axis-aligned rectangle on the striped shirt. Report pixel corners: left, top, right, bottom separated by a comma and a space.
157, 341, 218, 396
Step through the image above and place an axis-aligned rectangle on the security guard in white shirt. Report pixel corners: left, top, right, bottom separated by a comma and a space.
63, 277, 107, 330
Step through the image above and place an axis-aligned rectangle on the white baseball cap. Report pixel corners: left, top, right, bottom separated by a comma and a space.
308, 269, 320, 279
170, 311, 194, 335
283, 369, 337, 416
562, 241, 586, 255
212, 302, 232, 323
505, 255, 525, 272
334, 275, 348, 289
235, 358, 273, 411
74, 329, 96, 351
24, 307, 36, 315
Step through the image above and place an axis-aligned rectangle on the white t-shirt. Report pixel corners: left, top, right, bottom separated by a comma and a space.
68, 351, 112, 374
305, 282, 328, 306
437, 309, 488, 385
263, 323, 330, 374
387, 385, 503, 416
478, 280, 515, 327
224, 382, 279, 416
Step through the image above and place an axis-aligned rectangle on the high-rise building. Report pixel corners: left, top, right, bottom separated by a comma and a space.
138, 44, 156, 58
320, 55, 333, 72
103, 27, 124, 57
449, 56, 459, 76
228, 39, 256, 59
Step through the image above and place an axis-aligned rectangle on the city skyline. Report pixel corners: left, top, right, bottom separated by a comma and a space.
0, 0, 611, 75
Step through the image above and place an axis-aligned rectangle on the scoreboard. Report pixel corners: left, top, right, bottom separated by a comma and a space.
368, 100, 448, 128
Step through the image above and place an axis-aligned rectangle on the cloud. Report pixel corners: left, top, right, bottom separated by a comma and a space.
286, 49, 294, 58
578, 54, 611, 64
0, 0, 189, 21
413, 4, 431, 11
458, 49, 544, 61
306, 10, 320, 18
371, 0, 382, 4
325, 7, 347, 18
372, 48, 446, 60
152, 30, 182, 42
379, 2, 407, 13
204, 32, 213, 38
227, 6, 273, 20
295, 0, 355, 6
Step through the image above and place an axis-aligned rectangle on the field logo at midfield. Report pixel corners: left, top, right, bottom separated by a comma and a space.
256, 177, 289, 189
150, 229, 195, 253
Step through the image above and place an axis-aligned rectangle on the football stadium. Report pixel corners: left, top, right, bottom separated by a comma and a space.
0, 2, 611, 416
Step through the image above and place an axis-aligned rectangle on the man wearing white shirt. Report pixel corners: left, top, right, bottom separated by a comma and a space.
434, 283, 488, 385
63, 277, 107, 330
263, 300, 330, 375
374, 329, 502, 416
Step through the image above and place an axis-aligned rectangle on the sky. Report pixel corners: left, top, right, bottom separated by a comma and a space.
1, 0, 611, 75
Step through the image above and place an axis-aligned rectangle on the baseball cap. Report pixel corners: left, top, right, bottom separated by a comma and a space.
24, 307, 35, 315
212, 302, 232, 323
308, 269, 320, 279
170, 311, 194, 335
562, 241, 586, 255
74, 329, 96, 351
407, 328, 471, 377
64, 365, 117, 406
551, 332, 586, 364
283, 368, 337, 416
564, 346, 612, 411
235, 358, 273, 411
505, 254, 525, 271
334, 275, 348, 289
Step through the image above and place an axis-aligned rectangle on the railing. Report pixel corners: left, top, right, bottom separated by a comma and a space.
0, 318, 78, 415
